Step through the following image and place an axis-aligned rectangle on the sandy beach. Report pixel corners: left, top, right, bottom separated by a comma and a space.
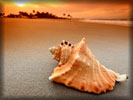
3, 18, 130, 98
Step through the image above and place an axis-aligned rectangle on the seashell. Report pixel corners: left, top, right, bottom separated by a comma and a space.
49, 40, 72, 65
49, 38, 128, 94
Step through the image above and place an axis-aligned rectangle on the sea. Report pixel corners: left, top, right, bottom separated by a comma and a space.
79, 19, 132, 26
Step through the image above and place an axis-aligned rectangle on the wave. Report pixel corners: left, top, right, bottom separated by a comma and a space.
79, 19, 132, 26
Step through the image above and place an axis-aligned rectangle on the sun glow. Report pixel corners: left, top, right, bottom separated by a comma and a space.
15, 2, 25, 7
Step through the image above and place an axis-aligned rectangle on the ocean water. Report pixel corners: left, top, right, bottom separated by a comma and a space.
79, 19, 132, 26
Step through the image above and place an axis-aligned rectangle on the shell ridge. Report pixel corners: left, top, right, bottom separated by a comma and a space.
85, 48, 93, 92
103, 66, 115, 83
78, 41, 94, 92
68, 66, 82, 89
64, 62, 81, 86
86, 46, 114, 92
94, 60, 105, 93
100, 65, 115, 90
96, 60, 108, 92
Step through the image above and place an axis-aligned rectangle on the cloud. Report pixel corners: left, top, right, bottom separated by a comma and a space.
66, 3, 130, 19
3, 1, 130, 19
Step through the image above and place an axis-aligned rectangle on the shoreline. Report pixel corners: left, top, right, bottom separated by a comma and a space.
78, 19, 132, 26
2, 17, 131, 27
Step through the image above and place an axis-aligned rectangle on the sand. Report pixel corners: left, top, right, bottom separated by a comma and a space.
2, 18, 130, 98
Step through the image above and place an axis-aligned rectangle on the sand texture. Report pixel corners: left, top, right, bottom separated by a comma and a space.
3, 18, 130, 98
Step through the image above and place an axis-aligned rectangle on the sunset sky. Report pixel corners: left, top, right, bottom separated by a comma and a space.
1, 0, 130, 19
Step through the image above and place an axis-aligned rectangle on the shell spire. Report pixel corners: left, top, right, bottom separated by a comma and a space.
49, 38, 128, 94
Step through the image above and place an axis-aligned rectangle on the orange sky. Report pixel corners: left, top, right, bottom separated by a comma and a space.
1, 0, 130, 19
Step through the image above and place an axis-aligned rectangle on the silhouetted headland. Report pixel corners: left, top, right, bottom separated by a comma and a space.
0, 10, 72, 19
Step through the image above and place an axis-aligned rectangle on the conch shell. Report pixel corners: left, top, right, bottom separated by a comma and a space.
49, 38, 128, 94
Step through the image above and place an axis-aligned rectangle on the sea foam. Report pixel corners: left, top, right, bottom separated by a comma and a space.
79, 19, 132, 26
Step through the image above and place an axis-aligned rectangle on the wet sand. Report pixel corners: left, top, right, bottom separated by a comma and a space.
3, 18, 130, 98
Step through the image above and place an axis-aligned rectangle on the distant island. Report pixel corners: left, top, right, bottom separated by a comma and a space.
0, 10, 72, 19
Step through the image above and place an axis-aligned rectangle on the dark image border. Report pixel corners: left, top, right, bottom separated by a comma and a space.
0, 0, 132, 100
0, 2, 3, 99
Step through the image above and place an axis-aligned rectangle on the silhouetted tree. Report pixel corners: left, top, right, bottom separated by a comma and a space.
67, 14, 72, 19
33, 10, 35, 13
67, 14, 70, 17
7, 13, 19, 18
29, 13, 33, 18
18, 11, 29, 18
63, 13, 66, 16
0, 12, 4, 17
6, 10, 69, 19
19, 11, 22, 15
